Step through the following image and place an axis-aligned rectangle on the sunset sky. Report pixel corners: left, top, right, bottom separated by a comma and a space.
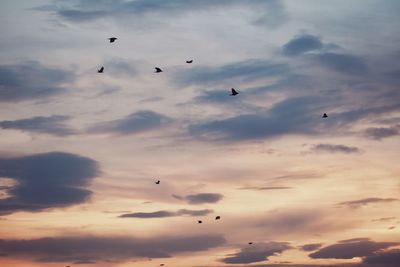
0, 1, 400, 266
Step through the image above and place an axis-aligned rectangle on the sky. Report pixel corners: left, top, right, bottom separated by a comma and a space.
0, 0, 399, 266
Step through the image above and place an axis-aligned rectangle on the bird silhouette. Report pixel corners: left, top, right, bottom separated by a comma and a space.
198, 220, 203, 224
230, 88, 239, 96
215, 216, 220, 220
160, 264, 165, 266
155, 180, 160, 184
186, 60, 193, 63
155, 67, 163, 73
322, 113, 328, 118
248, 242, 253, 245
108, 37, 117, 43
97, 66, 104, 73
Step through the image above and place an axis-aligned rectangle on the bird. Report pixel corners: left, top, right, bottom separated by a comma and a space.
322, 113, 328, 118
248, 242, 253, 245
155, 180, 160, 184
215, 216, 220, 220
108, 37, 117, 43
230, 88, 239, 96
198, 220, 203, 224
160, 264, 165, 266
154, 67, 163, 73
186, 60, 193, 63
97, 66, 104, 73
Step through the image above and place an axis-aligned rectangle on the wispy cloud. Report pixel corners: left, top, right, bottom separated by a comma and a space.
310, 144, 360, 154
119, 209, 213, 218
338, 198, 398, 208
0, 61, 74, 102
0, 115, 76, 136
87, 110, 172, 135
37, 0, 287, 27
364, 126, 399, 140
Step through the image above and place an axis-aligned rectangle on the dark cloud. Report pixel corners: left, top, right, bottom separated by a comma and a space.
283, 34, 324, 56
310, 144, 360, 154
338, 198, 398, 208
314, 52, 368, 75
222, 242, 291, 264
300, 243, 323, 252
189, 96, 324, 142
39, 0, 286, 27
183, 193, 223, 205
0, 115, 76, 136
189, 91, 400, 143
0, 152, 100, 215
119, 209, 213, 218
282, 34, 370, 77
309, 238, 398, 259
87, 110, 172, 135
0, 234, 226, 263
363, 249, 400, 267
0, 61, 74, 102
177, 60, 289, 86
364, 126, 399, 140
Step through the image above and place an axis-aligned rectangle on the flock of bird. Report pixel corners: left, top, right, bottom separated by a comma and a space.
84, 36, 329, 267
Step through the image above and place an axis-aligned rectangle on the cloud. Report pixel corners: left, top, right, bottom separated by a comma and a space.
314, 52, 368, 75
282, 34, 368, 75
87, 110, 172, 135
0, 152, 100, 215
283, 34, 324, 56
188, 96, 324, 142
176, 60, 289, 86
255, 209, 345, 236
188, 90, 400, 143
238, 186, 293, 191
103, 58, 138, 77
119, 209, 213, 218
0, 61, 74, 102
300, 243, 323, 252
0, 115, 76, 136
222, 242, 291, 264
39, 0, 286, 27
310, 144, 360, 154
338, 198, 398, 208
372, 217, 396, 222
309, 238, 399, 259
363, 249, 400, 266
0, 234, 226, 263
364, 126, 399, 140
183, 193, 223, 205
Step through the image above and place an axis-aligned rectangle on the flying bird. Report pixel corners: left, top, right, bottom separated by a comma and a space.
155, 180, 160, 184
186, 60, 193, 63
230, 88, 239, 96
198, 220, 203, 224
97, 66, 104, 73
108, 37, 117, 43
248, 242, 253, 245
322, 113, 328, 118
160, 264, 165, 266
215, 216, 220, 220
155, 67, 163, 73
